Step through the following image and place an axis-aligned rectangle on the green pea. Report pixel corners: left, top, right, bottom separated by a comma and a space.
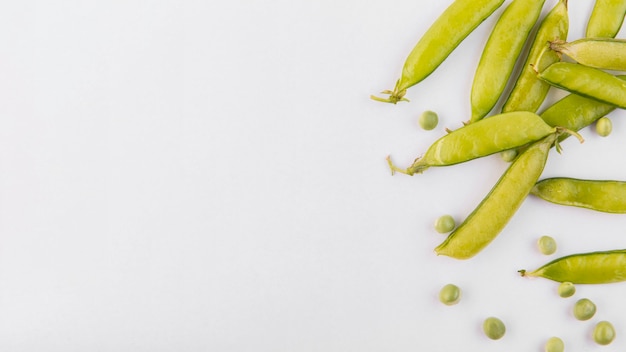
596, 117, 612, 137
536, 62, 626, 109
537, 235, 557, 255
520, 249, 626, 284
593, 321, 616, 345
544, 336, 564, 352
586, 0, 626, 38
531, 178, 626, 213
419, 110, 438, 130
470, 0, 546, 122
558, 282, 575, 298
436, 133, 558, 259
371, 0, 505, 104
438, 284, 461, 305
550, 38, 626, 72
483, 317, 506, 340
434, 215, 455, 234
387, 111, 555, 175
500, 149, 518, 162
573, 298, 596, 321
502, 0, 568, 113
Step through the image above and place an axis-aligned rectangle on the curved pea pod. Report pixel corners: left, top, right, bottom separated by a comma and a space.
586, 0, 626, 38
501, 0, 568, 113
435, 132, 559, 259
520, 249, 626, 284
531, 178, 626, 213
388, 111, 555, 175
536, 62, 626, 109
470, 0, 546, 122
371, 0, 504, 104
550, 38, 626, 71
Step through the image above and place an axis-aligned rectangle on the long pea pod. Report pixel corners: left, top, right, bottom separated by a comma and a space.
387, 111, 555, 175
531, 178, 626, 213
371, 0, 504, 104
520, 249, 626, 284
536, 62, 626, 109
435, 132, 576, 259
550, 38, 626, 71
502, 0, 568, 113
470, 0, 546, 122
586, 0, 626, 38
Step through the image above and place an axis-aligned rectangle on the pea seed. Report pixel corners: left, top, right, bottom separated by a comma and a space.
438, 284, 461, 305
419, 111, 439, 130
558, 282, 575, 298
434, 215, 455, 234
544, 336, 564, 352
593, 321, 616, 345
573, 298, 596, 321
500, 149, 518, 162
483, 317, 506, 340
596, 117, 612, 137
537, 236, 557, 255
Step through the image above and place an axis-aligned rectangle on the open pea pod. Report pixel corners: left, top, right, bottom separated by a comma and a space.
520, 249, 626, 284
550, 38, 626, 71
387, 111, 555, 175
531, 177, 626, 213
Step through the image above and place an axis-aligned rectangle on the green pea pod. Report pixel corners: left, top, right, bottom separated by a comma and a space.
536, 62, 626, 109
586, 0, 626, 38
550, 38, 626, 71
502, 0, 568, 113
371, 0, 505, 104
435, 132, 559, 259
470, 0, 546, 122
520, 249, 626, 284
531, 178, 626, 213
388, 111, 555, 175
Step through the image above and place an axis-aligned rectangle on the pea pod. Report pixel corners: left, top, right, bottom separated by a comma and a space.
435, 132, 561, 259
501, 0, 568, 113
531, 178, 626, 213
536, 62, 626, 109
520, 249, 626, 284
388, 111, 555, 175
371, 0, 504, 104
550, 38, 626, 71
586, 0, 626, 38
470, 0, 546, 122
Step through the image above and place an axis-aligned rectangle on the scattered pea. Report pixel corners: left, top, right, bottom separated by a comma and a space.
537, 235, 557, 255
593, 321, 616, 345
483, 317, 506, 340
438, 284, 461, 305
596, 117, 612, 137
558, 282, 575, 298
434, 215, 455, 233
544, 336, 564, 352
418, 110, 439, 130
500, 149, 518, 162
573, 298, 596, 321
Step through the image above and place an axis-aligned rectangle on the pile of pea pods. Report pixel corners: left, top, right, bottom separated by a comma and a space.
373, 0, 626, 348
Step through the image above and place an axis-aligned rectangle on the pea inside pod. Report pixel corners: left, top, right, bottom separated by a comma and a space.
371, 0, 505, 103
520, 249, 626, 284
531, 177, 626, 213
550, 38, 626, 72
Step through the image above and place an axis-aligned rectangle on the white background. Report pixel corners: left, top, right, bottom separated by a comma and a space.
0, 0, 625, 351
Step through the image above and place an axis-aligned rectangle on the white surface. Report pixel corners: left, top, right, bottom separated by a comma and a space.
0, 0, 625, 351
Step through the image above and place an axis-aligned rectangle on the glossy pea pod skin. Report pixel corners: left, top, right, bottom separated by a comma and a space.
550, 38, 626, 71
435, 133, 558, 259
531, 178, 626, 213
586, 0, 626, 38
372, 0, 504, 104
537, 62, 626, 109
391, 111, 555, 175
470, 0, 546, 122
502, 0, 568, 113
520, 249, 626, 284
